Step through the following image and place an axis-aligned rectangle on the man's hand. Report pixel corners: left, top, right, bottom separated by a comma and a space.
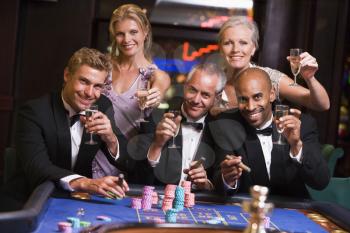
220, 155, 243, 187
148, 112, 182, 161
183, 161, 213, 190
277, 113, 302, 156
154, 112, 182, 148
84, 111, 118, 154
69, 176, 129, 198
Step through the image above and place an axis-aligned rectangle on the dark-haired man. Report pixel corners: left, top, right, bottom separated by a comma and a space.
213, 67, 329, 198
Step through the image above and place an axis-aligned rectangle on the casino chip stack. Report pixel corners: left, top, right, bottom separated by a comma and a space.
57, 222, 72, 233
173, 186, 185, 211
141, 186, 155, 210
67, 217, 80, 229
189, 193, 195, 207
165, 208, 178, 223
131, 197, 142, 209
162, 184, 176, 211
184, 192, 195, 208
181, 180, 191, 194
152, 191, 158, 205
181, 181, 195, 208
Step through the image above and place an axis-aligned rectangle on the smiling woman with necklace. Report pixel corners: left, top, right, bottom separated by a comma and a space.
217, 16, 329, 112
92, 4, 170, 179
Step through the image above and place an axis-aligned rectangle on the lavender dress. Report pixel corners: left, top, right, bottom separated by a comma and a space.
92, 65, 157, 178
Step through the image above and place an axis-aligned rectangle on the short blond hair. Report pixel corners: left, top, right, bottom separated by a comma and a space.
66, 47, 112, 76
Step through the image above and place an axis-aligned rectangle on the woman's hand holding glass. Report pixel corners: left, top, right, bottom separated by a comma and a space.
135, 86, 161, 108
136, 79, 150, 123
298, 52, 319, 80
289, 48, 302, 86
287, 50, 319, 84
145, 87, 162, 108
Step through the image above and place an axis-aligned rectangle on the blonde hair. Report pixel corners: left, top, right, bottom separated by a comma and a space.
109, 4, 152, 61
66, 47, 112, 76
218, 16, 259, 51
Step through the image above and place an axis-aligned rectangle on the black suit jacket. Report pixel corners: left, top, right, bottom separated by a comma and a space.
14, 92, 128, 195
128, 109, 217, 186
212, 110, 330, 198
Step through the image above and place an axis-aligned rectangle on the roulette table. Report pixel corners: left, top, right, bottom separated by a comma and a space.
0, 181, 349, 233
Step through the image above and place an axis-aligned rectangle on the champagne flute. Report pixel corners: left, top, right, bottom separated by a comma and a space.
289, 48, 302, 86
273, 104, 289, 145
136, 79, 150, 123
85, 104, 98, 145
168, 110, 181, 149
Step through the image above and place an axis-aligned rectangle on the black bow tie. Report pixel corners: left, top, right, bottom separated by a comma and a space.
182, 122, 204, 131
255, 126, 273, 136
70, 114, 81, 126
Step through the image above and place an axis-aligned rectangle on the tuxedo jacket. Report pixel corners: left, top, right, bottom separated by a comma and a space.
14, 92, 129, 195
128, 109, 217, 186
212, 110, 330, 198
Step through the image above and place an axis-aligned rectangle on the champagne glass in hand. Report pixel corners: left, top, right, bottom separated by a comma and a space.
289, 48, 302, 86
136, 79, 150, 123
273, 104, 289, 145
85, 104, 98, 145
168, 110, 181, 149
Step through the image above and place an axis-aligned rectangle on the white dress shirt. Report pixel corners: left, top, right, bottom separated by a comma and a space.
59, 96, 85, 191
148, 107, 206, 184
179, 110, 205, 182
257, 116, 303, 179
256, 118, 274, 179
224, 116, 303, 189
59, 96, 120, 191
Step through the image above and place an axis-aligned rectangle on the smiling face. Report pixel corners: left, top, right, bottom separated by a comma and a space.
183, 69, 219, 120
114, 18, 147, 58
220, 25, 256, 72
62, 64, 107, 112
235, 68, 275, 128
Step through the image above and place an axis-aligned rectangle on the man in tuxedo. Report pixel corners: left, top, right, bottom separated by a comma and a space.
2, 48, 128, 211
130, 63, 226, 190
213, 67, 330, 198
